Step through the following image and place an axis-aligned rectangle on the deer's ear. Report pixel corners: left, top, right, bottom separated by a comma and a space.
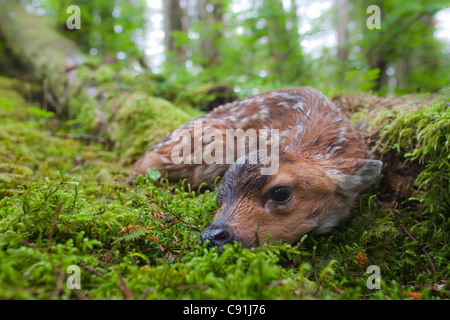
327, 159, 382, 197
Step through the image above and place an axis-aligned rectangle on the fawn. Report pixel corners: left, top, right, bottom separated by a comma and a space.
135, 87, 382, 248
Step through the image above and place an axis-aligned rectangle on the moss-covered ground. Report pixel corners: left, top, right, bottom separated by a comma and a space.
0, 76, 448, 300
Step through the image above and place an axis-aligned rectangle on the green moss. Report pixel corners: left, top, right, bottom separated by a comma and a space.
173, 82, 230, 110
0, 76, 36, 122
111, 94, 200, 163
0, 81, 448, 300
376, 98, 450, 216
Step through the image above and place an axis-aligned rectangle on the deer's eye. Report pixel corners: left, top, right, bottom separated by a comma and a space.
270, 186, 292, 203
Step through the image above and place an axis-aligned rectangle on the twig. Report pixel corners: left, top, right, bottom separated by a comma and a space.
46, 131, 113, 149
52, 263, 66, 300
68, 182, 78, 215
106, 256, 134, 299
265, 280, 286, 288
20, 240, 47, 252
139, 287, 152, 300
65, 165, 80, 175
48, 201, 64, 250
398, 223, 437, 275
76, 262, 107, 279
143, 195, 201, 233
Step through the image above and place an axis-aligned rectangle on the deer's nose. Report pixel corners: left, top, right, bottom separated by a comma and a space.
200, 226, 234, 247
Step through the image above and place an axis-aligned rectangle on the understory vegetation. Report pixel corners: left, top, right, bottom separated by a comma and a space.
0, 76, 448, 300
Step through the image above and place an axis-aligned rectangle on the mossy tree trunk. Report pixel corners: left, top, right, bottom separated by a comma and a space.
0, 0, 85, 116
0, 0, 197, 163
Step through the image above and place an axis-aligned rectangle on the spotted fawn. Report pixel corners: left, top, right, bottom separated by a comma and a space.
135, 87, 382, 248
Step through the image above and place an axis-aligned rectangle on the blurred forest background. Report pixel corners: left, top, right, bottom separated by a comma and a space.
1, 0, 449, 97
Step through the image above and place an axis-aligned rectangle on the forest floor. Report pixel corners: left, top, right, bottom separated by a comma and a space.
0, 75, 448, 300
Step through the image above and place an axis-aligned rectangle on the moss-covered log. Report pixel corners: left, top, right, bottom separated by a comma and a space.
332, 92, 449, 215
0, 1, 88, 114
0, 1, 199, 163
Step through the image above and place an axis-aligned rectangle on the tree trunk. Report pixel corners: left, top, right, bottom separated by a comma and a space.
0, 1, 195, 163
197, 0, 224, 68
164, 0, 185, 64
262, 0, 304, 83
0, 1, 85, 116
290, 0, 299, 33
336, 0, 349, 66
207, 1, 224, 67
373, 58, 388, 91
